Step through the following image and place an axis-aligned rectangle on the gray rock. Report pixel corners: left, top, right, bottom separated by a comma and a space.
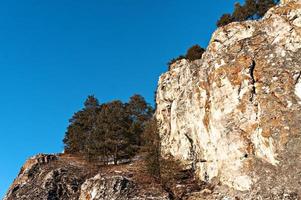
4, 154, 169, 200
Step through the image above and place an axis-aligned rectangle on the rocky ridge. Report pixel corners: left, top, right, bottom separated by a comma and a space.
4, 154, 169, 200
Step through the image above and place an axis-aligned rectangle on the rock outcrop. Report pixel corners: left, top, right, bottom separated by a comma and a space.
5, 1, 301, 200
79, 174, 170, 200
156, 0, 301, 199
4, 154, 169, 200
4, 154, 88, 200
79, 175, 135, 200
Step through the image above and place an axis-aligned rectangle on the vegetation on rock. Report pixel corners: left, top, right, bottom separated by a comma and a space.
168, 0, 280, 70
168, 45, 205, 69
167, 55, 186, 68
141, 118, 201, 199
217, 0, 280, 27
186, 45, 205, 61
141, 118, 161, 178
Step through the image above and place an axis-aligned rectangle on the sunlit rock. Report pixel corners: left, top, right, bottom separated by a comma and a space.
156, 1, 301, 198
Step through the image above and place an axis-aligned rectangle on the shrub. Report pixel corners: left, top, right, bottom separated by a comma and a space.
142, 118, 185, 183
167, 55, 185, 69
185, 45, 205, 61
167, 45, 205, 69
159, 156, 185, 187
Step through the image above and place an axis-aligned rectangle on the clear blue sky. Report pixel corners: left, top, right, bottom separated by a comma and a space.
0, 0, 242, 197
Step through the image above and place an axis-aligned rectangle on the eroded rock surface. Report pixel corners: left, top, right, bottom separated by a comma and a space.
4, 154, 169, 200
156, 1, 301, 199
79, 175, 135, 200
79, 174, 169, 200
4, 154, 93, 200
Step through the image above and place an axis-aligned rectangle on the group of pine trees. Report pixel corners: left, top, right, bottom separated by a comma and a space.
63, 94, 153, 164
217, 0, 280, 27
63, 95, 187, 187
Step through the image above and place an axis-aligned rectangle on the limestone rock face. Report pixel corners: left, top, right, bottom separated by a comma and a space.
156, 0, 301, 198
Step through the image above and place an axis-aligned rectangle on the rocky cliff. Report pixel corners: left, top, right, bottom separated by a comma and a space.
5, 0, 301, 200
156, 0, 301, 199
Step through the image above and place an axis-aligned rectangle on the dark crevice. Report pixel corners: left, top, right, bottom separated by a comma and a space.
249, 60, 257, 101
184, 133, 194, 153
120, 178, 129, 191
11, 185, 20, 193
249, 59, 260, 122
238, 84, 242, 100
295, 71, 301, 84
204, 172, 209, 182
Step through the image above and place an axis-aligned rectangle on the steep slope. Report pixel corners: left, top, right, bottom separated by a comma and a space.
156, 0, 301, 198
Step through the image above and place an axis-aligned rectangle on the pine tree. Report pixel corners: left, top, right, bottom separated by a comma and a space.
103, 101, 132, 164
63, 110, 86, 154
233, 3, 248, 21
84, 95, 99, 109
142, 118, 161, 178
127, 94, 154, 146
63, 95, 100, 154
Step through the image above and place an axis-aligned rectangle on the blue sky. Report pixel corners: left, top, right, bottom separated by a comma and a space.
0, 0, 242, 197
